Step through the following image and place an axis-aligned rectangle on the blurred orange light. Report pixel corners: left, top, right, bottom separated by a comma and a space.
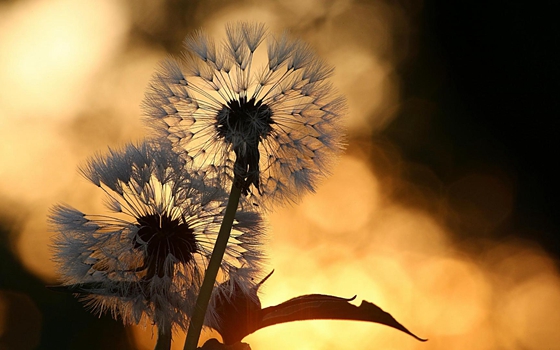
0, 0, 129, 121
500, 274, 560, 349
301, 155, 380, 234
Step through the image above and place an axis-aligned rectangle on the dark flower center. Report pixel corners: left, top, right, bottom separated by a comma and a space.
216, 97, 274, 142
215, 97, 274, 193
135, 213, 196, 278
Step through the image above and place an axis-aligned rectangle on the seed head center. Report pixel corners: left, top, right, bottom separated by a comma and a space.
135, 213, 196, 277
216, 97, 274, 143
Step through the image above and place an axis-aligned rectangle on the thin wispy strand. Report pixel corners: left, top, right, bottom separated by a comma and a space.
143, 22, 346, 209
50, 141, 265, 331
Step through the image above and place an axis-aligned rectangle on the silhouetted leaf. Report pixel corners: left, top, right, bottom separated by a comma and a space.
211, 274, 426, 344
260, 295, 427, 342
211, 279, 263, 345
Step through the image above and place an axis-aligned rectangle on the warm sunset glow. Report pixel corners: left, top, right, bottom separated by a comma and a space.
332, 48, 398, 133
301, 156, 380, 233
0, 0, 149, 281
129, 324, 220, 350
0, 0, 128, 120
1, 1, 559, 349
488, 242, 560, 349
415, 258, 490, 336
0, 0, 131, 205
501, 274, 560, 348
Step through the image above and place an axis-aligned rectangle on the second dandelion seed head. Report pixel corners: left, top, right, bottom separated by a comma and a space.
50, 141, 266, 331
144, 22, 346, 208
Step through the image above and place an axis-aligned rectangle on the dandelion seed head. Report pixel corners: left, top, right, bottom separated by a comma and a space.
50, 141, 265, 331
143, 22, 346, 209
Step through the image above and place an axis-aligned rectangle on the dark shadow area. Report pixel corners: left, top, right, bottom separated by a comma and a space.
384, 0, 560, 258
0, 222, 134, 349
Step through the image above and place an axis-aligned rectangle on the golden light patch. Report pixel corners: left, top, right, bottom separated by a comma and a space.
301, 155, 380, 234
0, 120, 77, 203
415, 257, 491, 336
369, 205, 450, 257
129, 324, 220, 350
499, 274, 560, 349
331, 47, 398, 133
488, 243, 560, 349
0, 0, 129, 121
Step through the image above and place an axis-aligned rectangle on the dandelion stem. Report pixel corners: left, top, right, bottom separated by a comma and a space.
155, 323, 172, 350
183, 180, 242, 350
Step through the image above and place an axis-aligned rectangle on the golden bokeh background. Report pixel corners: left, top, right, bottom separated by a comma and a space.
1, 0, 559, 349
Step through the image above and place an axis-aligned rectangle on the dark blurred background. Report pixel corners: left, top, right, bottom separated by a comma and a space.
389, 1, 560, 254
1, 0, 558, 349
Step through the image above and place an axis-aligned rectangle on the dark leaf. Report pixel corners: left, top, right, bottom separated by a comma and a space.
260, 295, 427, 342
212, 284, 427, 344
211, 280, 263, 345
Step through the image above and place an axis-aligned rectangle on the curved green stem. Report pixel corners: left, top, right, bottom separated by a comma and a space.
183, 181, 242, 350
